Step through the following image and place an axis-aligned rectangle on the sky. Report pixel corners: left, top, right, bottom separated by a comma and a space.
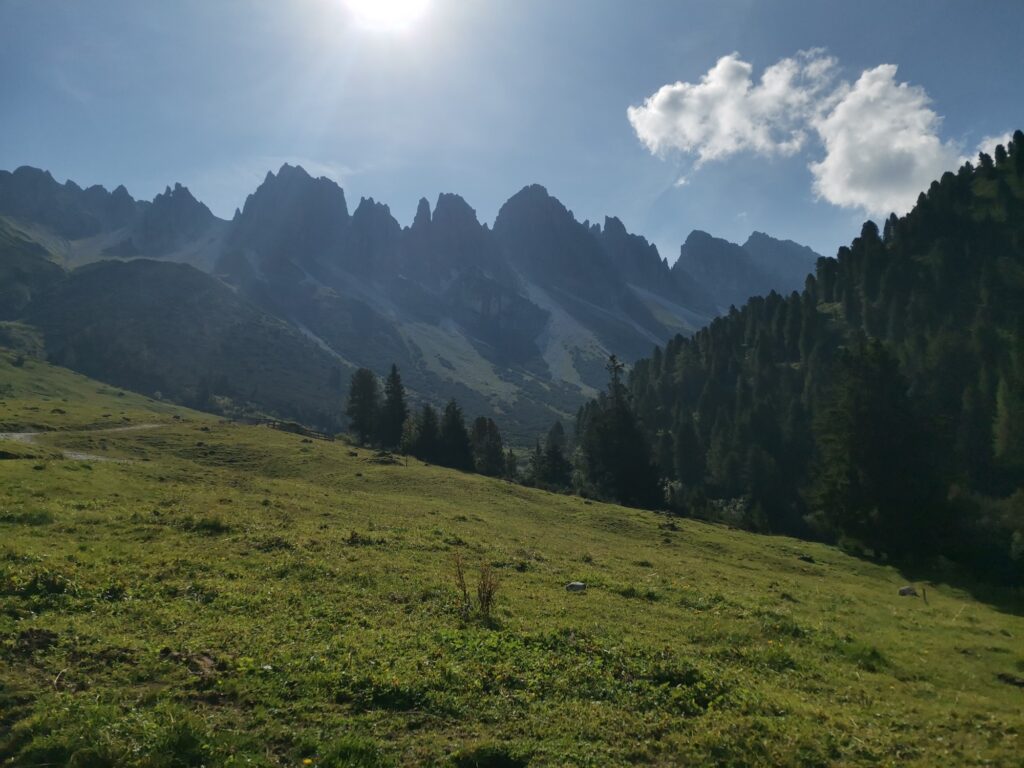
1, 0, 1021, 261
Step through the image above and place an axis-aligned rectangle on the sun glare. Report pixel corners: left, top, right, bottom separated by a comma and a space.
342, 0, 431, 33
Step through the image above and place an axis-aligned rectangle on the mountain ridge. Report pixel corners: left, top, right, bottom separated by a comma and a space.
0, 163, 822, 439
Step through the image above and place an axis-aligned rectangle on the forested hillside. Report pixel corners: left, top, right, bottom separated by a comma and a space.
597, 132, 1024, 582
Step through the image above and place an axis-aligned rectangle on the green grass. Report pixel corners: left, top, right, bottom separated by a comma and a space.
1, 354, 1023, 766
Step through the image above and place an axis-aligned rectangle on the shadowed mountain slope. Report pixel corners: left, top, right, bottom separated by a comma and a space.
0, 164, 819, 438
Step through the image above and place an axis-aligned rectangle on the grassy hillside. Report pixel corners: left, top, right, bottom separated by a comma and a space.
1, 353, 1023, 767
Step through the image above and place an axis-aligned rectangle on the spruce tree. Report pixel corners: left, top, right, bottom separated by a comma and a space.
411, 404, 440, 462
539, 421, 572, 488
576, 355, 661, 507
672, 414, 705, 486
470, 416, 505, 476
438, 400, 473, 471
378, 364, 408, 449
811, 341, 937, 555
345, 368, 380, 445
504, 449, 519, 481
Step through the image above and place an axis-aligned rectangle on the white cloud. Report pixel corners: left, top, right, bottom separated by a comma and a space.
629, 51, 1002, 217
971, 132, 1013, 161
809, 65, 960, 216
626, 50, 837, 165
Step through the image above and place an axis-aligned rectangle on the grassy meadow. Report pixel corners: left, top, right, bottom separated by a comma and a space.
1, 353, 1023, 766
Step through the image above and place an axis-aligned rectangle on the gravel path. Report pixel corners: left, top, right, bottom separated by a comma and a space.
0, 423, 164, 462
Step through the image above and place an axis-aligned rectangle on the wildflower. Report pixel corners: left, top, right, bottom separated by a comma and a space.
303, 759, 314, 766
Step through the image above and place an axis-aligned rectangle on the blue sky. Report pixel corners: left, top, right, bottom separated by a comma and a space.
1, 0, 1021, 260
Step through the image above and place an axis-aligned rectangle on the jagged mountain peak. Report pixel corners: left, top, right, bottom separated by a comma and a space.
148, 182, 213, 221
244, 163, 349, 220
412, 197, 432, 229
682, 229, 728, 247
743, 230, 817, 253
499, 183, 561, 211
0, 165, 140, 238
276, 162, 310, 178
10, 165, 57, 184
513, 182, 551, 199
132, 180, 218, 256
433, 193, 480, 229
602, 215, 629, 238
155, 182, 201, 205
674, 227, 820, 310
353, 196, 397, 224
227, 164, 350, 271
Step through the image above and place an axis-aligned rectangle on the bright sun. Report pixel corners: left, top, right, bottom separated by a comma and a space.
342, 0, 431, 33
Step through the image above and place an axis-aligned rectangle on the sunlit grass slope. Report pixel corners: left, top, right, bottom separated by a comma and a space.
1, 353, 1023, 767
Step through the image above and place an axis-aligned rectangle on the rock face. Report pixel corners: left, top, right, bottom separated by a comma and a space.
212, 173, 715, 438
673, 229, 822, 311
134, 183, 217, 255
0, 163, 822, 439
0, 166, 141, 239
742, 231, 822, 296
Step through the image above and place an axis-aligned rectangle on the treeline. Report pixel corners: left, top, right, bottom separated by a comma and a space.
345, 364, 517, 477
570, 132, 1024, 584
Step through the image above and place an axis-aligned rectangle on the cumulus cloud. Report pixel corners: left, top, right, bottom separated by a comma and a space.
809, 65, 960, 216
627, 50, 837, 165
629, 52, 999, 217
972, 132, 1014, 160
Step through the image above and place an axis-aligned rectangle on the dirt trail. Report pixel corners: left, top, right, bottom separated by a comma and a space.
0, 423, 165, 462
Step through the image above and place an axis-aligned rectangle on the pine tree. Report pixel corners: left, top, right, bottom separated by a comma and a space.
470, 416, 505, 476
438, 400, 473, 471
410, 404, 440, 462
672, 413, 705, 486
811, 341, 938, 555
345, 368, 380, 445
527, 439, 545, 485
994, 375, 1024, 475
537, 421, 572, 488
399, 413, 419, 456
576, 355, 661, 507
378, 364, 408, 449
504, 449, 519, 481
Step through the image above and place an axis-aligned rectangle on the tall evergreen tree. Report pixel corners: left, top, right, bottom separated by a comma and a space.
345, 368, 380, 445
505, 449, 519, 481
438, 400, 473, 471
538, 421, 573, 488
470, 416, 505, 476
527, 439, 545, 485
576, 355, 661, 507
409, 404, 440, 462
672, 413, 705, 487
810, 340, 939, 556
378, 364, 408, 449
994, 374, 1024, 475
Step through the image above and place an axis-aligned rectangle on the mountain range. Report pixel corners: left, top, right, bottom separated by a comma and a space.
0, 164, 821, 439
